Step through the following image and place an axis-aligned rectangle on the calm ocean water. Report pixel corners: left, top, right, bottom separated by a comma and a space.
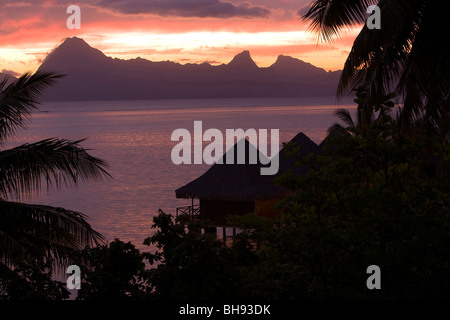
6, 97, 354, 251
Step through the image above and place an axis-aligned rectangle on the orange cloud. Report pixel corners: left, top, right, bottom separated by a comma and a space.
0, 0, 358, 74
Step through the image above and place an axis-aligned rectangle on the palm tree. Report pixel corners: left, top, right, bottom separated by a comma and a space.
328, 85, 395, 137
0, 71, 110, 275
302, 0, 450, 136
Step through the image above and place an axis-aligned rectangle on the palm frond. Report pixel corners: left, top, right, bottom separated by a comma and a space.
0, 229, 25, 266
0, 71, 64, 143
0, 138, 111, 200
0, 201, 104, 268
396, 1, 450, 131
336, 0, 420, 98
328, 122, 346, 136
302, 0, 378, 42
334, 108, 356, 128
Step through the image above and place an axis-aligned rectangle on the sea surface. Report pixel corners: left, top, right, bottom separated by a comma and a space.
5, 97, 354, 251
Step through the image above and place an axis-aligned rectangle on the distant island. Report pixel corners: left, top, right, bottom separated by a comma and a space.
6, 37, 345, 102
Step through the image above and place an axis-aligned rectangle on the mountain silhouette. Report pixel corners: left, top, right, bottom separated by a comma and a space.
37, 37, 342, 101
226, 50, 259, 71
270, 55, 324, 75
43, 36, 108, 66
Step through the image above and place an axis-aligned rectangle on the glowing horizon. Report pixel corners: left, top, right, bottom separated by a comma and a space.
0, 0, 361, 76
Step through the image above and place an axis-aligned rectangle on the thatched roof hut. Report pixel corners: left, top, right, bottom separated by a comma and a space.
319, 126, 352, 151
176, 138, 281, 202
278, 131, 322, 176
176, 132, 321, 201
175, 132, 321, 224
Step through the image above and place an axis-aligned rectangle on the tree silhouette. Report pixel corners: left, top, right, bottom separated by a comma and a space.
0, 71, 110, 296
303, 0, 450, 135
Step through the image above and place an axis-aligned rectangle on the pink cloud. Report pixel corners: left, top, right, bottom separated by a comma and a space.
0, 0, 357, 73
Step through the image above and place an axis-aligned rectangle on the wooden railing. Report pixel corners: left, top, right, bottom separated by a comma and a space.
176, 204, 200, 218
175, 205, 246, 243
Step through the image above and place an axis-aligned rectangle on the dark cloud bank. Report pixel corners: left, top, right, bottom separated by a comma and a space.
95, 0, 271, 18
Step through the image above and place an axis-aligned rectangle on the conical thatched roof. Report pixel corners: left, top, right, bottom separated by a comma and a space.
278, 132, 321, 175
319, 127, 351, 151
176, 139, 281, 201
175, 132, 320, 202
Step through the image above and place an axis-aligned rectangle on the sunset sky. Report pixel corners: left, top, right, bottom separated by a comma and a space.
0, 0, 362, 76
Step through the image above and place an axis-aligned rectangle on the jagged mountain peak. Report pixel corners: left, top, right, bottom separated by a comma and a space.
36, 37, 342, 101
227, 50, 258, 69
270, 54, 325, 74
41, 37, 107, 68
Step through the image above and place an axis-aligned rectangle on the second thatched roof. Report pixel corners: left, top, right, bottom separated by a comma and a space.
175, 132, 321, 202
